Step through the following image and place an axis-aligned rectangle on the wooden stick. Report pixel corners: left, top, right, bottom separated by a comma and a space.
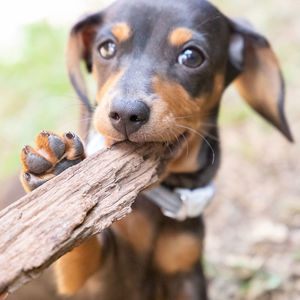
0, 141, 169, 295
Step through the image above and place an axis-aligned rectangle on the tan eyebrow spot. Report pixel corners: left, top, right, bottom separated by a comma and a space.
169, 27, 193, 46
111, 22, 132, 42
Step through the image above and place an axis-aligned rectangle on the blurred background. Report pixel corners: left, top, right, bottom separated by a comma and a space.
0, 0, 299, 299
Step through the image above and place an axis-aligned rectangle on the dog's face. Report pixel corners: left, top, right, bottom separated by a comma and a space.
91, 0, 230, 144
67, 0, 292, 172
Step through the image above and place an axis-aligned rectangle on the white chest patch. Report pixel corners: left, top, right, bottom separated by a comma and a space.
86, 131, 107, 156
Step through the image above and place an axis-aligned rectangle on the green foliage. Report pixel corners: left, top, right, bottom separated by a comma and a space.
0, 22, 78, 180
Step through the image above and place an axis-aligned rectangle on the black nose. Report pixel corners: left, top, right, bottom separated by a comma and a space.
109, 99, 150, 137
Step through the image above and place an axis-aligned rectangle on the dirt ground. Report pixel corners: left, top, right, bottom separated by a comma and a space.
204, 86, 300, 300
204, 3, 300, 294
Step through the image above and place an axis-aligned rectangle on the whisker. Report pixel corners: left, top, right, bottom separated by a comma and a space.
76, 117, 94, 122
200, 122, 218, 128
175, 124, 215, 165
174, 114, 194, 120
170, 127, 190, 158
169, 129, 183, 154
181, 130, 189, 157
54, 116, 95, 131
161, 132, 173, 155
199, 129, 219, 142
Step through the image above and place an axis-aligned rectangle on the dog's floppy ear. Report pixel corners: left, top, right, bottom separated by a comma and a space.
66, 12, 102, 139
226, 18, 293, 142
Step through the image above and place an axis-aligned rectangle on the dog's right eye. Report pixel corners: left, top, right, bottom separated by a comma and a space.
98, 41, 116, 59
178, 47, 204, 68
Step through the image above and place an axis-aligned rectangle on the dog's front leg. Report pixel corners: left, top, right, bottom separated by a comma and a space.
20, 130, 102, 295
153, 216, 207, 300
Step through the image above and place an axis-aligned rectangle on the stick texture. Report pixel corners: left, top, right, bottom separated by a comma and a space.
0, 142, 168, 294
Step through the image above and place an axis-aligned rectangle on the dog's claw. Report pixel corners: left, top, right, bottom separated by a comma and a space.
65, 131, 75, 139
64, 132, 85, 159
41, 130, 50, 136
22, 145, 29, 154
20, 131, 85, 192
24, 172, 31, 181
23, 172, 48, 191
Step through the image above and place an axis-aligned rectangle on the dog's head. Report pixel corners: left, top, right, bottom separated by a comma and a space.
67, 0, 292, 172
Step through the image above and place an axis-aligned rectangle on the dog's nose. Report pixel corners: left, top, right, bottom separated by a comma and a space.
109, 99, 150, 136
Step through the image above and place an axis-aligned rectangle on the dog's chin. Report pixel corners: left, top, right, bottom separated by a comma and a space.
129, 131, 189, 158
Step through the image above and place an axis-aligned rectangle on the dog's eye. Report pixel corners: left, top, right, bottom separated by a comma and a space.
98, 41, 116, 59
178, 47, 204, 68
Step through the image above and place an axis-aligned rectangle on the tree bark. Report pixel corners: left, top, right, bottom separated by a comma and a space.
0, 141, 169, 295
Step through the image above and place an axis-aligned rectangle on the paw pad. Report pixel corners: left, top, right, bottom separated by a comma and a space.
21, 131, 85, 192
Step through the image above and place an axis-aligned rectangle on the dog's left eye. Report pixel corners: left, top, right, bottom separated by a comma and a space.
178, 47, 204, 68
98, 41, 116, 59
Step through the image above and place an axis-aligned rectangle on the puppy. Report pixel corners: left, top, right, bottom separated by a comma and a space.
20, 0, 292, 299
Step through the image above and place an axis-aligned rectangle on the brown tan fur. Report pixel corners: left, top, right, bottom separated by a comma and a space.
153, 74, 224, 173
151, 77, 201, 143
112, 211, 156, 254
234, 47, 281, 125
35, 132, 62, 164
155, 74, 224, 115
112, 23, 132, 42
54, 236, 102, 295
169, 27, 193, 46
94, 70, 125, 141
168, 133, 203, 173
96, 71, 125, 104
154, 231, 202, 274
154, 76, 200, 122
205, 73, 225, 111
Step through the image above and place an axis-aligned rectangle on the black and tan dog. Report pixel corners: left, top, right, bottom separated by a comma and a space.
19, 0, 293, 299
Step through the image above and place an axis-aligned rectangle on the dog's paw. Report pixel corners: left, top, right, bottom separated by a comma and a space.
20, 131, 85, 193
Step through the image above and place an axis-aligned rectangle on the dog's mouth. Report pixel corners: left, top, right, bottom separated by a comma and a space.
108, 131, 189, 158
